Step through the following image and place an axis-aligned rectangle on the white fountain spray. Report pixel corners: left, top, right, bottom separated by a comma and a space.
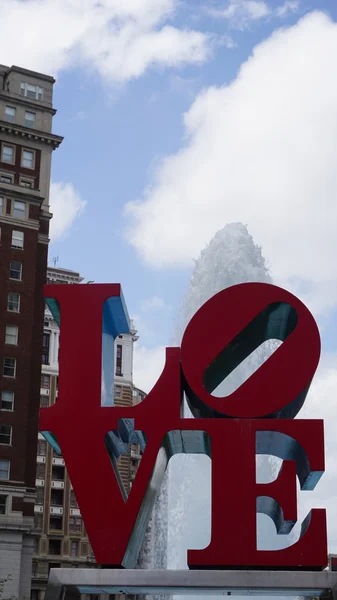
141, 223, 295, 600
168, 223, 281, 574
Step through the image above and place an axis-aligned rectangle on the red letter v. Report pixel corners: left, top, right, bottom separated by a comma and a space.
39, 284, 181, 566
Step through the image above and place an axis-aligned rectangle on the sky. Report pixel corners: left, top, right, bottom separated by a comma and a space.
1, 0, 336, 353
3, 0, 337, 555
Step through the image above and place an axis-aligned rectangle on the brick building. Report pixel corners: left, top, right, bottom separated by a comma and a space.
0, 65, 62, 599
31, 267, 141, 600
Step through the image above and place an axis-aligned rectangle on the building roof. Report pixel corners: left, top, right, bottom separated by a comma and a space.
47, 266, 84, 283
0, 64, 55, 83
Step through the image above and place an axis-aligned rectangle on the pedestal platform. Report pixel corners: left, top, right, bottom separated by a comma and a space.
45, 569, 337, 600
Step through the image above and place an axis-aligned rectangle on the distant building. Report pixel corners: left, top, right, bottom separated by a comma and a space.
0, 65, 62, 600
31, 266, 141, 600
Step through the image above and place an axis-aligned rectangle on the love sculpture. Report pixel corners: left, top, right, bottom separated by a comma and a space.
40, 282, 327, 571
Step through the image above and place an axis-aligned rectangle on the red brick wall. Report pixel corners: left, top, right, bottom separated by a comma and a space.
0, 141, 41, 189
0, 217, 47, 487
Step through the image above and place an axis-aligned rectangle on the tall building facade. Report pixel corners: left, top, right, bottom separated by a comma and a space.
0, 66, 62, 599
31, 267, 141, 600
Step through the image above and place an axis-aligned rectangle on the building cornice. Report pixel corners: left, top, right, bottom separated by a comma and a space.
0, 119, 63, 149
0, 183, 44, 205
0, 214, 39, 230
0, 91, 57, 116
38, 233, 50, 245
115, 377, 133, 388
41, 210, 53, 220
4, 64, 55, 84
0, 484, 25, 494
47, 268, 84, 283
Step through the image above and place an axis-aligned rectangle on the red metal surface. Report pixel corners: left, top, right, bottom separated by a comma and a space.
40, 282, 327, 570
181, 283, 321, 418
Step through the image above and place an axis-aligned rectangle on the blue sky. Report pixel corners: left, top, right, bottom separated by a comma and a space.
2, 0, 337, 380
48, 0, 337, 352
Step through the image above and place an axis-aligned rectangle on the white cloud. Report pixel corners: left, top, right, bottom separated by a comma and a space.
223, 0, 270, 19
133, 344, 166, 393
71, 110, 88, 121
142, 295, 171, 312
206, 0, 299, 28
125, 11, 337, 315
0, 0, 211, 83
132, 313, 157, 345
206, 0, 271, 29
276, 1, 300, 18
49, 181, 86, 240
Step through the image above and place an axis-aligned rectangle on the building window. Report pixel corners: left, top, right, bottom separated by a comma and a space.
0, 173, 13, 184
3, 357, 16, 378
38, 440, 46, 455
13, 200, 26, 219
12, 230, 24, 249
116, 344, 123, 376
36, 487, 44, 505
36, 463, 45, 479
49, 516, 63, 531
0, 425, 12, 445
42, 333, 50, 365
41, 374, 50, 388
49, 539, 61, 556
5, 106, 16, 123
21, 149, 34, 169
115, 385, 121, 398
69, 517, 82, 532
25, 111, 35, 128
70, 490, 78, 508
40, 396, 49, 408
48, 562, 61, 573
71, 541, 79, 557
75, 517, 82, 532
0, 495, 7, 515
20, 178, 33, 188
20, 82, 43, 101
1, 144, 14, 163
1, 391, 14, 411
51, 489, 63, 506
7, 292, 20, 312
5, 325, 18, 345
32, 562, 38, 578
52, 465, 64, 481
0, 197, 3, 214
9, 260, 22, 280
34, 514, 43, 529
0, 460, 10, 480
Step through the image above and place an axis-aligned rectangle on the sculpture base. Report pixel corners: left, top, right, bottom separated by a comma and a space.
45, 569, 337, 600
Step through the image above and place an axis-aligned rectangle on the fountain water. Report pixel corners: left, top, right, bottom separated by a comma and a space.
140, 224, 295, 600
168, 223, 281, 573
